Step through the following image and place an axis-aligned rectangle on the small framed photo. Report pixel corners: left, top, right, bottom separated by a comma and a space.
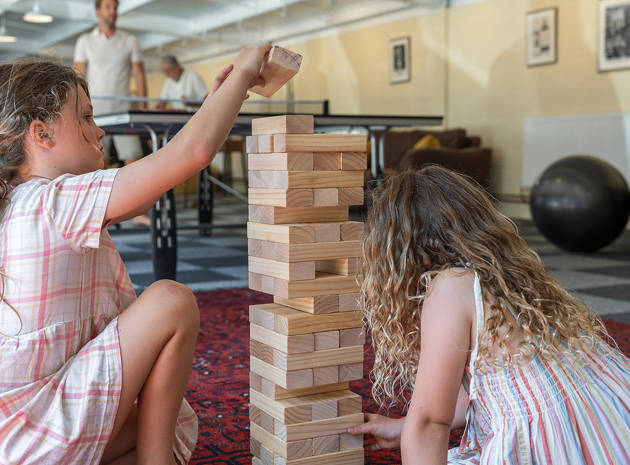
599, 0, 630, 72
526, 7, 557, 67
389, 37, 410, 84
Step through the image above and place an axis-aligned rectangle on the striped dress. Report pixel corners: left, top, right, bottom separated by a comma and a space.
0, 170, 197, 464
448, 272, 630, 464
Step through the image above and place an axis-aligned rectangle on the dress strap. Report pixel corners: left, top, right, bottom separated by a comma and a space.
468, 271, 484, 400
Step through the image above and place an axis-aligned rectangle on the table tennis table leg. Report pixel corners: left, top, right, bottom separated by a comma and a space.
151, 190, 177, 280
145, 124, 178, 280
198, 166, 214, 236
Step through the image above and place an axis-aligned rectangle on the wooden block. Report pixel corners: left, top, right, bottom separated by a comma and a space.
314, 331, 339, 350
251, 323, 315, 354
251, 356, 313, 390
272, 345, 364, 371
339, 328, 365, 347
340, 222, 363, 241
285, 439, 314, 461
249, 239, 361, 263
313, 366, 339, 385
282, 413, 364, 442
249, 153, 314, 171
250, 46, 302, 98
259, 378, 350, 401
311, 399, 337, 421
250, 389, 312, 425
249, 170, 364, 189
260, 444, 274, 465
249, 272, 359, 299
249, 303, 362, 335
251, 437, 262, 457
313, 152, 342, 170
249, 205, 348, 225
250, 422, 313, 461
251, 371, 263, 391
316, 258, 358, 276
249, 256, 315, 281
249, 188, 313, 208
274, 134, 367, 153
252, 115, 314, 136
251, 389, 360, 424
313, 188, 338, 206
313, 435, 339, 455
248, 222, 315, 244
250, 305, 276, 329
251, 338, 275, 364
251, 404, 275, 433
338, 396, 362, 416
339, 433, 363, 450
247, 135, 274, 153
313, 223, 341, 242
340, 152, 367, 170
274, 418, 287, 440
339, 363, 363, 382
274, 295, 339, 314
280, 449, 364, 465
338, 293, 359, 311
338, 188, 364, 206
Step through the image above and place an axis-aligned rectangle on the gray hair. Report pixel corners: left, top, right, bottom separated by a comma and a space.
161, 55, 180, 69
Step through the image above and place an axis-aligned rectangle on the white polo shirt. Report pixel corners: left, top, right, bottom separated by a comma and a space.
74, 27, 142, 115
160, 69, 208, 111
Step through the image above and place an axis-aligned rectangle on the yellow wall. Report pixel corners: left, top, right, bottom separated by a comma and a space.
148, 9, 446, 116
148, 0, 630, 197
447, 0, 630, 195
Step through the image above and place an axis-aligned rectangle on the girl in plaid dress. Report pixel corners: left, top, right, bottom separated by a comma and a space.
0, 47, 269, 465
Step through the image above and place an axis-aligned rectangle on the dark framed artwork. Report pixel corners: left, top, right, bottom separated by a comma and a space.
389, 36, 410, 84
526, 7, 557, 67
599, 0, 630, 71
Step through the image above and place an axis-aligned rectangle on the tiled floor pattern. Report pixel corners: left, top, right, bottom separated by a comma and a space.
110, 197, 630, 324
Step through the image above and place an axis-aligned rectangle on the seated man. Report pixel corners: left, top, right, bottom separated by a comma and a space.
157, 55, 208, 111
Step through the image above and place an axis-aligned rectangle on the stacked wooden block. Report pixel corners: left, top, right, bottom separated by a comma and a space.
247, 115, 366, 465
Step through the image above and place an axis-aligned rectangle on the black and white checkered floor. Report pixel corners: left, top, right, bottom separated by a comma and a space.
109, 196, 630, 325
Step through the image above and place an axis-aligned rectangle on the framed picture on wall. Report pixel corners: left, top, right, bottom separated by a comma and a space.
599, 0, 630, 72
389, 37, 410, 83
526, 7, 557, 67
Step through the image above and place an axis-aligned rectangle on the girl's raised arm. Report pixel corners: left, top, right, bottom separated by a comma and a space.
104, 45, 271, 225
400, 271, 473, 465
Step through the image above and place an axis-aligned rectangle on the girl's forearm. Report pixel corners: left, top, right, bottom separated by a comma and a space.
164, 69, 250, 167
401, 420, 450, 465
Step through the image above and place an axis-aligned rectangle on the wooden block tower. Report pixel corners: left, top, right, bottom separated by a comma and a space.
247, 115, 367, 465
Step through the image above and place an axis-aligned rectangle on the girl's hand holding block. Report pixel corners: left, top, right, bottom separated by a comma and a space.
250, 46, 302, 98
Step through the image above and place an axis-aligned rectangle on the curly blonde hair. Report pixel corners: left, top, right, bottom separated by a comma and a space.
359, 166, 609, 409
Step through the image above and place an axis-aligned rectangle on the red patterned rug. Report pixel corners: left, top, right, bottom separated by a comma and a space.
186, 289, 630, 464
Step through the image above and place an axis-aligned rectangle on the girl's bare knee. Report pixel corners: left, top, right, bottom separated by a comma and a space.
145, 280, 199, 332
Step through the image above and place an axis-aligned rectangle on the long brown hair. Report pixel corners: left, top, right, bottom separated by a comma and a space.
0, 58, 89, 332
359, 166, 608, 408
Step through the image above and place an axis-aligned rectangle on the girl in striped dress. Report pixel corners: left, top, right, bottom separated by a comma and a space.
348, 167, 630, 464
0, 48, 269, 465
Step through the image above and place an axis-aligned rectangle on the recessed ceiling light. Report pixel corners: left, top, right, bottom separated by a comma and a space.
23, 1, 53, 24
0, 16, 16, 42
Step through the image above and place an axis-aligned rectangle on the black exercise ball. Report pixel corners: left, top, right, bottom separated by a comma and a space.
530, 155, 630, 252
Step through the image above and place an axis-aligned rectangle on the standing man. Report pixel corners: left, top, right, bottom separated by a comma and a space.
75, 0, 150, 225
157, 55, 208, 111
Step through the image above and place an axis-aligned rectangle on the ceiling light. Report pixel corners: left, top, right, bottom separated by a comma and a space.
0, 16, 16, 43
23, 1, 53, 24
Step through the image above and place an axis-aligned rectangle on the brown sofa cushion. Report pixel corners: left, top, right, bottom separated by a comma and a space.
399, 146, 492, 189
384, 128, 470, 169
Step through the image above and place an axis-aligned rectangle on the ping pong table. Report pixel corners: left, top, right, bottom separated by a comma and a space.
95, 108, 442, 280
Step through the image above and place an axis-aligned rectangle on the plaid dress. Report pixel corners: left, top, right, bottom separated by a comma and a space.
0, 169, 197, 464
